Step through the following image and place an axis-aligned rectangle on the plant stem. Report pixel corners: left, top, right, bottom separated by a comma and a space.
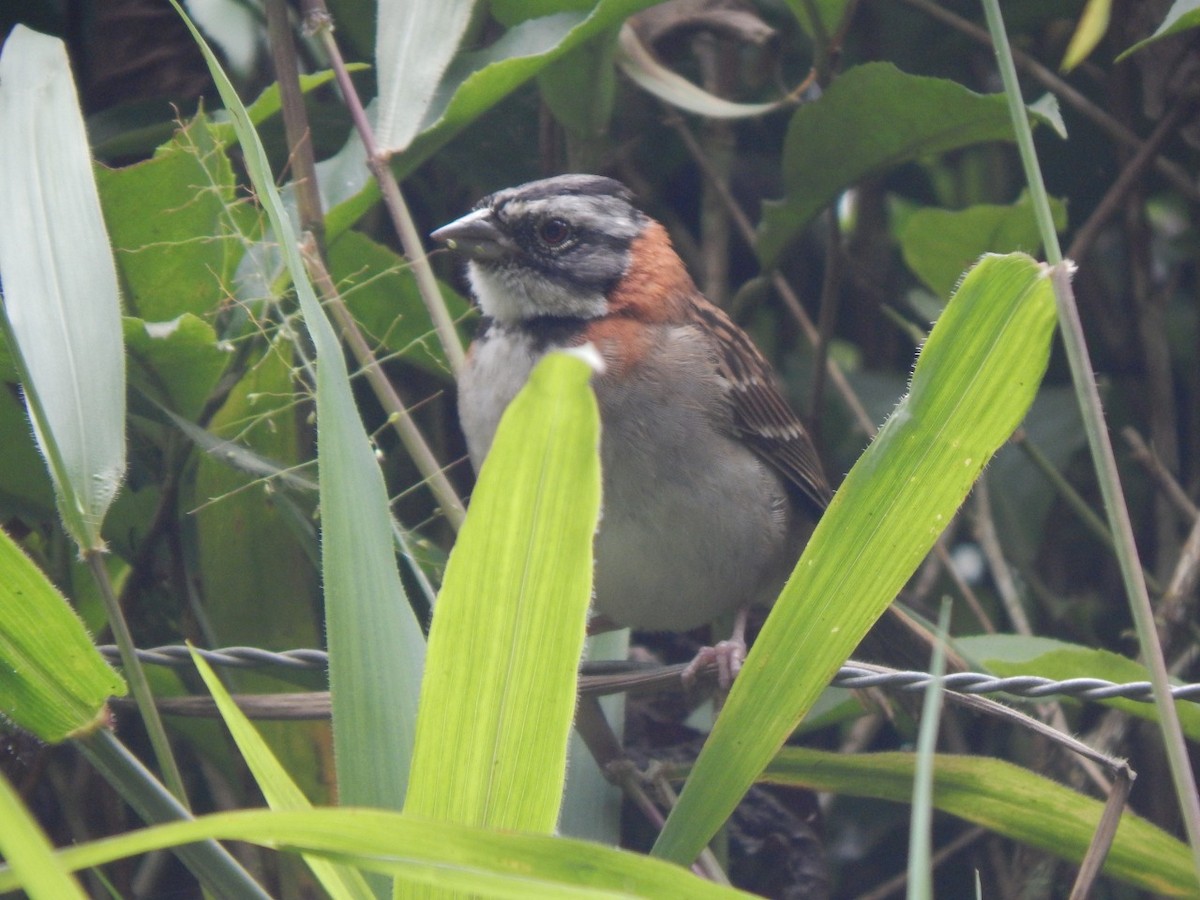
302, 238, 467, 527
307, 6, 467, 378
981, 0, 1200, 878
87, 553, 188, 805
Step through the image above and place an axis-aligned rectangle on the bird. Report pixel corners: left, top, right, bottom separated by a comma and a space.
432, 174, 833, 683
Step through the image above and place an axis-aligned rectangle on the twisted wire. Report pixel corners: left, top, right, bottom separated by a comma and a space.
96, 645, 1200, 705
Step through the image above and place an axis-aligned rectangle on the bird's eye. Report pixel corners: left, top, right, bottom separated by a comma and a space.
537, 217, 571, 247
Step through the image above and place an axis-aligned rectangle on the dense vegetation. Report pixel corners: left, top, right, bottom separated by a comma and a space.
1, 0, 1199, 897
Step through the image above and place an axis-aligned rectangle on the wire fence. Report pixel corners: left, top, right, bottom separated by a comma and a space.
97, 644, 1200, 705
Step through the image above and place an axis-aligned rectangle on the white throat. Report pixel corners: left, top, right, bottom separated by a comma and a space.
467, 260, 608, 323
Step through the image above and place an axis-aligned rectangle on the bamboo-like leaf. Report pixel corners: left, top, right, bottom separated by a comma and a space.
0, 26, 126, 551
405, 351, 601, 832
0, 527, 125, 742
1060, 0, 1112, 71
189, 649, 374, 900
761, 748, 1199, 896
0, 808, 753, 899
375, 0, 477, 153
0, 771, 87, 899
652, 253, 1058, 865
614, 23, 785, 118
170, 1, 426, 813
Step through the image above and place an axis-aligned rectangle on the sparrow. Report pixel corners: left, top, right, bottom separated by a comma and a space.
433, 174, 832, 678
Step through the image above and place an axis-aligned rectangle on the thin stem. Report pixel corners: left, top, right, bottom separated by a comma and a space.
982, 0, 1200, 868
302, 238, 467, 528
308, 11, 467, 378
87, 553, 188, 805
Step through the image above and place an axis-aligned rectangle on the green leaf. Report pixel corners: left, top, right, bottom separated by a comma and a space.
898, 194, 1068, 300
395, 0, 662, 173
405, 351, 601, 832
0, 26, 127, 551
329, 230, 472, 377
170, 1, 427, 814
757, 63, 1044, 267
190, 348, 330, 801
1060, 0, 1112, 71
123, 314, 231, 421
0, 770, 87, 898
375, 0, 477, 153
96, 114, 252, 323
189, 649, 375, 900
762, 748, 1200, 896
541, 29, 618, 137
0, 527, 125, 742
652, 253, 1058, 864
957, 634, 1200, 742
0, 807, 752, 899
1118, 0, 1200, 61
614, 24, 786, 119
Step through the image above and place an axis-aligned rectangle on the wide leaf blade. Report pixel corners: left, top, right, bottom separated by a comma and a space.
0, 527, 125, 743
763, 748, 1199, 896
757, 63, 1041, 267
405, 351, 601, 832
652, 253, 1058, 864
0, 26, 126, 551
0, 808, 752, 899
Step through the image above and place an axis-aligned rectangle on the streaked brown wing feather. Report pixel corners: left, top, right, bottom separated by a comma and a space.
687, 298, 832, 514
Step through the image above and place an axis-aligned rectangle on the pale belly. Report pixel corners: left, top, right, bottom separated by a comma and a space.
458, 324, 803, 632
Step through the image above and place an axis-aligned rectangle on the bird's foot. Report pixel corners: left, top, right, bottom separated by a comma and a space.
681, 638, 746, 691
681, 607, 750, 692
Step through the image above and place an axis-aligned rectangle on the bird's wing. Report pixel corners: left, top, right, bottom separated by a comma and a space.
687, 297, 833, 515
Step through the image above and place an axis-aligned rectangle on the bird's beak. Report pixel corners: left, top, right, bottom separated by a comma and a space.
430, 208, 509, 260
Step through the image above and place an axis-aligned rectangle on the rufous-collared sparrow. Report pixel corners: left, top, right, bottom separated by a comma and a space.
433, 174, 831, 679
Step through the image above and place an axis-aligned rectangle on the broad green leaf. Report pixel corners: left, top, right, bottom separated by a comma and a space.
329, 230, 472, 377
123, 314, 231, 420
0, 527, 125, 742
0, 26, 126, 551
1060, 0, 1112, 71
614, 24, 786, 119
757, 63, 1041, 267
957, 634, 1200, 742
0, 770, 87, 898
395, 0, 662, 173
653, 253, 1057, 865
171, 1, 427, 814
0, 808, 752, 899
898, 194, 1068, 300
541, 29, 618, 138
1118, 0, 1200, 61
762, 748, 1199, 896
375, 0, 477, 153
191, 348, 330, 802
189, 649, 374, 900
97, 114, 252, 323
405, 352, 601, 832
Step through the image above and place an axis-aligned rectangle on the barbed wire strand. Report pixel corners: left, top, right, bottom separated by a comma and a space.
95, 644, 1200, 705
